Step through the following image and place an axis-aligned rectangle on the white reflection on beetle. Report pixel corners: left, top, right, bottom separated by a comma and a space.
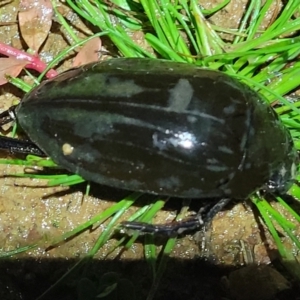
153, 130, 196, 151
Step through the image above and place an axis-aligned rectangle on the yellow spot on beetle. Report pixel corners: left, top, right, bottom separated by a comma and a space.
62, 143, 74, 155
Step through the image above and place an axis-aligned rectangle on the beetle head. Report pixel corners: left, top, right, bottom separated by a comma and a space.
265, 152, 298, 194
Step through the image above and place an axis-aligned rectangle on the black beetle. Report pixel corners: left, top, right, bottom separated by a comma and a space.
0, 58, 298, 235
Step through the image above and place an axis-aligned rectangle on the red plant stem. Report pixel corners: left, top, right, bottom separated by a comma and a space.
0, 42, 58, 78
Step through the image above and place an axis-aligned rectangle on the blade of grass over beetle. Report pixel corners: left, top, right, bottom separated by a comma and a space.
121, 199, 167, 249
201, 0, 230, 16
0, 157, 57, 168
190, 0, 225, 56
87, 197, 138, 257
252, 195, 290, 259
2, 173, 84, 185
47, 192, 142, 250
145, 202, 192, 300
144, 0, 191, 59
144, 235, 157, 277
233, 0, 258, 44
228, 73, 300, 115
275, 196, 300, 224
0, 244, 38, 258
289, 184, 300, 200
66, 0, 154, 58
252, 194, 300, 254
8, 77, 33, 93
146, 237, 176, 300
103, 204, 152, 257
37, 31, 110, 82
253, 194, 300, 280
51, 0, 80, 43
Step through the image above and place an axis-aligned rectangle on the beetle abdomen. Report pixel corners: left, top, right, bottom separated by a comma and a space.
16, 58, 298, 198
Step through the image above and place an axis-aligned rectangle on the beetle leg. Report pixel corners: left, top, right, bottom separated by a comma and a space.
120, 198, 231, 237
120, 217, 201, 238
0, 135, 45, 156
0, 105, 18, 126
200, 198, 231, 225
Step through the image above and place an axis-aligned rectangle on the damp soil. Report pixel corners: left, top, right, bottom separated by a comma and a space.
0, 1, 299, 300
